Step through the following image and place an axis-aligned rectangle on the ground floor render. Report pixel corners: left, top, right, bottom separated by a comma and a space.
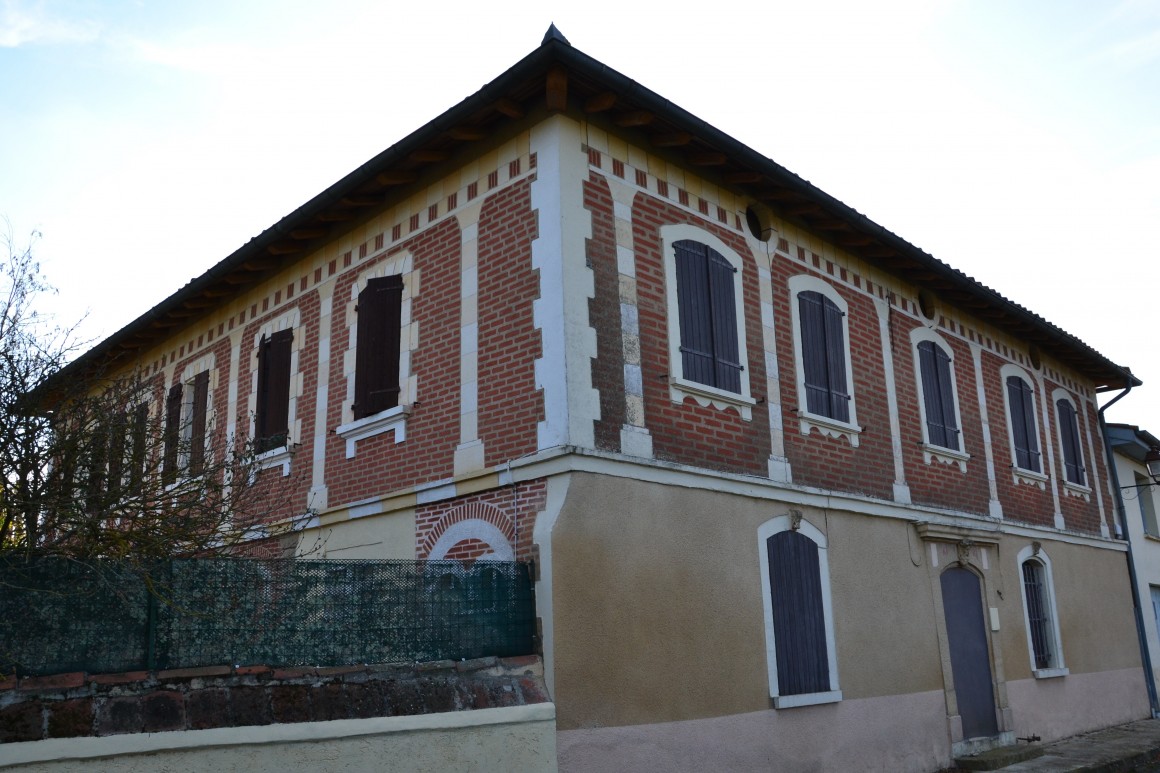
299, 452, 1151, 772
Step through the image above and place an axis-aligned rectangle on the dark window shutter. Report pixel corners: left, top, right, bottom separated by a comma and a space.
673, 240, 742, 394
821, 297, 850, 422
189, 370, 210, 475
674, 240, 715, 388
256, 329, 293, 452
1007, 376, 1040, 472
1057, 399, 1085, 485
130, 403, 148, 493
163, 382, 182, 484
799, 291, 829, 416
767, 530, 830, 696
799, 290, 849, 422
707, 249, 742, 393
106, 412, 127, 501
918, 341, 960, 451
354, 275, 404, 419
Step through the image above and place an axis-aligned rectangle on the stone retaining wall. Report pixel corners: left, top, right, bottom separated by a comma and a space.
0, 655, 546, 745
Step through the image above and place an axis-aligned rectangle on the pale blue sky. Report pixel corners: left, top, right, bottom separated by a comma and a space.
2, 0, 1158, 430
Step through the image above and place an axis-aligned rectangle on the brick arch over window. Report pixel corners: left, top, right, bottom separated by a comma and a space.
420, 501, 516, 560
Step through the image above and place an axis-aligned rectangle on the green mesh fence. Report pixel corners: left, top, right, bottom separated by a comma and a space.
0, 558, 536, 677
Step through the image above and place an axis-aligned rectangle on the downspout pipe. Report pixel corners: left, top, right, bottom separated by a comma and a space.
1099, 378, 1160, 717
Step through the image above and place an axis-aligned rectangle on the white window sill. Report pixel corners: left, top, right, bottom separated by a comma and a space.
1062, 481, 1091, 501
797, 410, 861, 448
1033, 667, 1069, 679
773, 690, 843, 709
1012, 467, 1048, 489
336, 404, 409, 458
922, 443, 970, 472
257, 446, 293, 477
669, 377, 754, 420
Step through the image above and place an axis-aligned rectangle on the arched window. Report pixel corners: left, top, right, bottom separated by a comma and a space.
757, 515, 842, 707
1017, 545, 1068, 677
789, 275, 860, 445
1001, 365, 1043, 479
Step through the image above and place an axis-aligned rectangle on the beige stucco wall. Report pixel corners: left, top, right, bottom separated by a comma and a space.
1, 705, 557, 773
547, 471, 1146, 749
558, 690, 949, 773
296, 508, 416, 559
548, 472, 946, 730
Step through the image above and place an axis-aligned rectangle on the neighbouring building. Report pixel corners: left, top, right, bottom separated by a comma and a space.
1108, 423, 1160, 699
48, 27, 1150, 772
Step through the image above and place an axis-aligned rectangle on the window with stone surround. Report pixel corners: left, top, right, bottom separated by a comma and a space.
789, 275, 860, 445
911, 328, 968, 468
660, 223, 755, 419
1002, 365, 1044, 482
335, 254, 414, 458
1017, 545, 1067, 678
1053, 390, 1086, 489
758, 515, 842, 708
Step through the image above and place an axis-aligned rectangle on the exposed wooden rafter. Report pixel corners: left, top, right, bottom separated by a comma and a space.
266, 243, 302, 256
316, 211, 356, 222
445, 127, 486, 141
616, 111, 653, 127
689, 152, 726, 166
375, 170, 419, 186
546, 66, 568, 111
584, 92, 617, 113
725, 172, 762, 185
409, 149, 450, 164
493, 98, 524, 118
651, 132, 692, 147
290, 228, 328, 240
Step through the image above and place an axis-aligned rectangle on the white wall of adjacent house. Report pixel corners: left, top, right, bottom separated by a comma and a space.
1114, 449, 1160, 691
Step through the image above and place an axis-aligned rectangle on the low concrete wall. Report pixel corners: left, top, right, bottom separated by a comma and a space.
1, 703, 557, 772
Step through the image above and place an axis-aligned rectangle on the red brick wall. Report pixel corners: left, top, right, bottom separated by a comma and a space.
324, 219, 461, 506
771, 251, 894, 500
416, 479, 547, 561
632, 192, 772, 475
893, 319, 991, 513
585, 173, 625, 452
978, 352, 1057, 529
237, 291, 322, 526
477, 179, 542, 468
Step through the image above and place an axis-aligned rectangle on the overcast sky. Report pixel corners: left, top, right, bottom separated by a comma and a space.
2, 0, 1158, 432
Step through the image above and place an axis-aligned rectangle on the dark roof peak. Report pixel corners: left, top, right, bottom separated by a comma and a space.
542, 24, 570, 45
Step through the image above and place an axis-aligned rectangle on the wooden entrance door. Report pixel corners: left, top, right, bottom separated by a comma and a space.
941, 567, 998, 739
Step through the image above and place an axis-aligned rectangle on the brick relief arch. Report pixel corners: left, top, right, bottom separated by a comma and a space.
420, 501, 516, 561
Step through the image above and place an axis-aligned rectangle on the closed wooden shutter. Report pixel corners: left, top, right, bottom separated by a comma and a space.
799, 291, 849, 422
163, 383, 182, 484
1056, 399, 1085, 485
256, 329, 293, 452
189, 370, 210, 475
673, 240, 742, 393
918, 341, 960, 450
1006, 376, 1040, 471
106, 412, 127, 500
674, 240, 715, 388
353, 275, 404, 419
707, 249, 742, 393
130, 403, 148, 493
767, 530, 830, 696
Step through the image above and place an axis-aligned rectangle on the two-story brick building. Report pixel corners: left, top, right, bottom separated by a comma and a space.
60, 28, 1149, 772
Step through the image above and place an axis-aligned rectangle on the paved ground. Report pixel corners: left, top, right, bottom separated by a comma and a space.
969, 718, 1160, 771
